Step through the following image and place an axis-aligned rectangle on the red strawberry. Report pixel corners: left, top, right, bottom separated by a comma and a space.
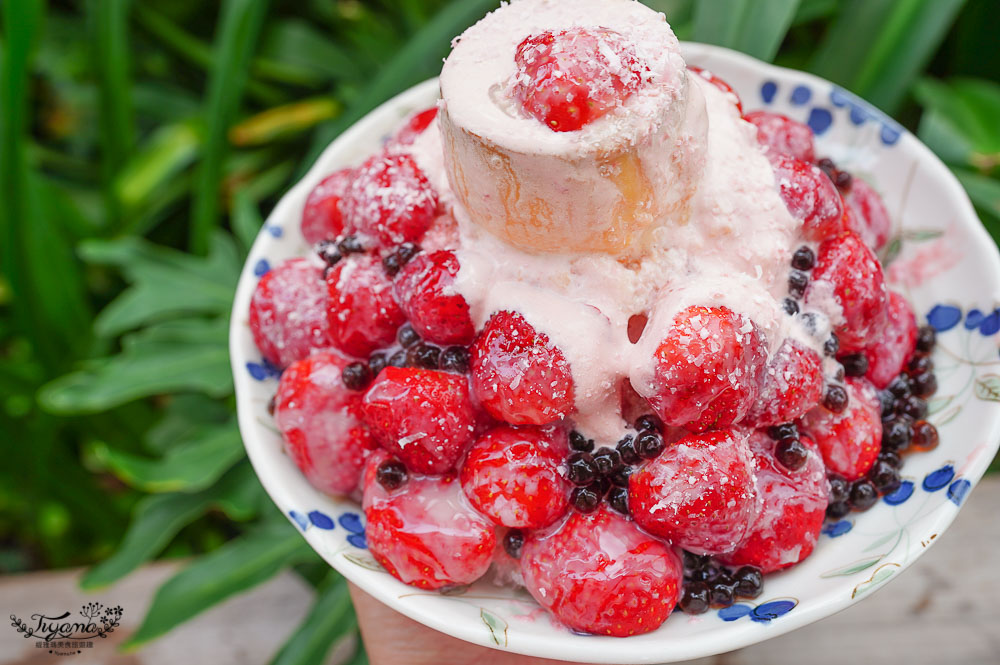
470, 310, 575, 425
863, 291, 917, 389
393, 250, 475, 345
361, 367, 477, 475
844, 176, 891, 252
326, 254, 406, 357
363, 452, 495, 590
301, 168, 353, 245
688, 66, 743, 113
800, 377, 881, 480
249, 258, 332, 368
718, 431, 828, 573
343, 153, 438, 250
744, 111, 816, 163
635, 305, 766, 433
807, 230, 889, 351
390, 106, 438, 147
772, 154, 844, 242
520, 507, 681, 636
460, 425, 570, 529
629, 428, 759, 554
275, 351, 377, 496
747, 338, 824, 428
513, 28, 645, 132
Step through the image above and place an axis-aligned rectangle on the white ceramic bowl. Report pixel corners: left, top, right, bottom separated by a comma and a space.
230, 43, 1000, 663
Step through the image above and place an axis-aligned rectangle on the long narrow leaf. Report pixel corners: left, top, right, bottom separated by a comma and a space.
269, 574, 356, 665
190, 0, 270, 255
91, 0, 134, 226
124, 521, 315, 649
809, 0, 967, 114
692, 0, 801, 62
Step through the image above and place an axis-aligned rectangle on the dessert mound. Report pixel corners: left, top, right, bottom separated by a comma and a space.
249, 0, 940, 637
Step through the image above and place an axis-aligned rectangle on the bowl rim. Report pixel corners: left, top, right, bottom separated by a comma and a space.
230, 42, 1000, 663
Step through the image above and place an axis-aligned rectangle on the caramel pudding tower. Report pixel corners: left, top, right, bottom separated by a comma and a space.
439, 0, 707, 255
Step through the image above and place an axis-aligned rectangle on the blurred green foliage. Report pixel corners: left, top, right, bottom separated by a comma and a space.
1, 0, 999, 663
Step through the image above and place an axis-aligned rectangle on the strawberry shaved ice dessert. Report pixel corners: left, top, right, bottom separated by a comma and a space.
249, 0, 942, 638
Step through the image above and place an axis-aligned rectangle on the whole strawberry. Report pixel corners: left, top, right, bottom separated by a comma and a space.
520, 507, 682, 636
807, 230, 889, 351
363, 452, 495, 590
361, 367, 477, 475
301, 168, 353, 245
342, 153, 438, 250
393, 250, 475, 345
629, 428, 759, 554
470, 310, 575, 425
744, 111, 815, 163
460, 425, 570, 529
513, 28, 645, 132
747, 338, 824, 428
249, 258, 332, 368
275, 351, 377, 496
634, 305, 766, 433
326, 254, 406, 358
772, 154, 844, 242
863, 291, 917, 389
800, 377, 882, 480
718, 431, 828, 573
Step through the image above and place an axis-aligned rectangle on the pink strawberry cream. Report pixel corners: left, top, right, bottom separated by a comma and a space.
252, 0, 943, 640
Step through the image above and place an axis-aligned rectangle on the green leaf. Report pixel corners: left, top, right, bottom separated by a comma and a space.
145, 394, 232, 454
115, 121, 201, 213
303, 0, 501, 172
80, 232, 240, 337
80, 463, 260, 590
259, 20, 359, 84
124, 521, 314, 649
269, 574, 356, 665
692, 0, 801, 62
809, 0, 967, 114
91, 0, 135, 226
952, 169, 1000, 241
915, 78, 1000, 172
94, 421, 243, 493
190, 0, 271, 255
39, 317, 232, 414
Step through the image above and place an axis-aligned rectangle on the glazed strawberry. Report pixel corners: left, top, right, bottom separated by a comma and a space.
844, 176, 891, 251
326, 254, 406, 357
343, 153, 438, 249
688, 66, 742, 113
800, 377, 881, 480
863, 291, 917, 389
470, 310, 574, 425
363, 452, 495, 590
275, 351, 377, 496
772, 154, 844, 241
719, 431, 827, 573
301, 168, 353, 245
807, 230, 889, 351
393, 250, 475, 345
513, 28, 645, 132
629, 428, 759, 554
747, 338, 823, 428
634, 305, 766, 433
361, 367, 477, 474
744, 111, 815, 163
390, 107, 438, 147
520, 507, 682, 636
249, 258, 332, 368
460, 425, 570, 529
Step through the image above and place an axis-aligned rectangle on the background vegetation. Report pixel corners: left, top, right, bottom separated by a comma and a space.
1, 0, 998, 663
